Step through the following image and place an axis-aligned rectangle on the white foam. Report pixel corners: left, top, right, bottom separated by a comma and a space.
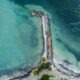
53, 57, 80, 74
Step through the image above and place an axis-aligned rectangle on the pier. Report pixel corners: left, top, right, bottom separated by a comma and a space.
31, 10, 53, 63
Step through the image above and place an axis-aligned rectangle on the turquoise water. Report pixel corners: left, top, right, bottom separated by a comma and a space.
0, 0, 80, 76
0, 0, 43, 75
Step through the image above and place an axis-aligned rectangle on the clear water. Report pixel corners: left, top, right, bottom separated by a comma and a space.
0, 0, 43, 75
0, 0, 80, 76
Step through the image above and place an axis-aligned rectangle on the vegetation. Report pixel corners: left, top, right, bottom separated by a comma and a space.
40, 74, 50, 80
39, 62, 51, 70
33, 58, 69, 80
33, 58, 51, 75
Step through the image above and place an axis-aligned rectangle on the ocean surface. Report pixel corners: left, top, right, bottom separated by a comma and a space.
0, 0, 80, 77
0, 0, 43, 75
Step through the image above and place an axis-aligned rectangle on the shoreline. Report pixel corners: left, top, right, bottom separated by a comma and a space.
53, 58, 80, 78
0, 65, 35, 80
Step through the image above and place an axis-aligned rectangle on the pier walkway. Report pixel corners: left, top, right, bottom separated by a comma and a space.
31, 10, 53, 63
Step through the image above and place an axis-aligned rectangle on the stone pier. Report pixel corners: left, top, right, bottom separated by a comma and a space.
31, 10, 53, 63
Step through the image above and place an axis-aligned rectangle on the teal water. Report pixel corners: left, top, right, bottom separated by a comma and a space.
0, 0, 43, 75
0, 0, 80, 76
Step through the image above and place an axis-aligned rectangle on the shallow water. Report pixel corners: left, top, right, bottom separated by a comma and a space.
0, 0, 80, 76
0, 0, 43, 75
